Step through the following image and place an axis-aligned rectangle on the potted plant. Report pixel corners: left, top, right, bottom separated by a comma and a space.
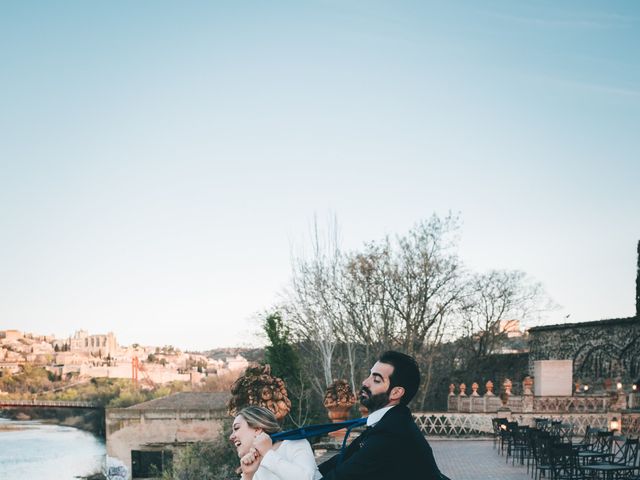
323, 379, 356, 422
228, 364, 291, 421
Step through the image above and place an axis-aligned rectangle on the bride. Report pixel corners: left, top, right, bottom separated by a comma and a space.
229, 406, 322, 480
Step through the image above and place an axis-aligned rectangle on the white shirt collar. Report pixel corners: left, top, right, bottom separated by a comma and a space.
366, 405, 395, 427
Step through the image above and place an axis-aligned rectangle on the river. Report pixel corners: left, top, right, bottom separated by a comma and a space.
0, 418, 105, 480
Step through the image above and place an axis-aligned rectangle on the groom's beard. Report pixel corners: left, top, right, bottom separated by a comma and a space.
359, 386, 390, 412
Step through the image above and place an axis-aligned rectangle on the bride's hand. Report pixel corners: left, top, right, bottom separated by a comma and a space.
252, 432, 273, 457
240, 448, 261, 478
240, 447, 260, 466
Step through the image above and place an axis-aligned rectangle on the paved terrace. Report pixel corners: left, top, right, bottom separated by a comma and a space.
317, 439, 530, 480
430, 439, 530, 480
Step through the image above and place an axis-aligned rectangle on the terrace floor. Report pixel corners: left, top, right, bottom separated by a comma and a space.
317, 438, 532, 479
431, 439, 531, 479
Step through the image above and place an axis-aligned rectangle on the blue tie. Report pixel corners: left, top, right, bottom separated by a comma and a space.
337, 422, 369, 465
270, 417, 367, 443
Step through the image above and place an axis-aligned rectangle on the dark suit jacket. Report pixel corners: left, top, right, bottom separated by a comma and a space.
318, 405, 443, 480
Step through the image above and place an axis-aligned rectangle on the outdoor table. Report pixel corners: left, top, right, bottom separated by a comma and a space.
577, 450, 612, 465
581, 462, 637, 480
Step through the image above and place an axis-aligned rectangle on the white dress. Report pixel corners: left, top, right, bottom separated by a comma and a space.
253, 439, 322, 480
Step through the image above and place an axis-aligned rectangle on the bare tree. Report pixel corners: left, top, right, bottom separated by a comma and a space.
375, 215, 464, 357
283, 214, 465, 406
459, 269, 550, 361
334, 249, 389, 391
280, 214, 553, 410
342, 248, 396, 350
284, 216, 342, 395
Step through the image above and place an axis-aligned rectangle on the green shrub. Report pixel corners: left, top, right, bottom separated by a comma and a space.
162, 420, 238, 480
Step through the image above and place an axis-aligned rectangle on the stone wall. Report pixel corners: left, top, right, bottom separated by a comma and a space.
106, 392, 230, 479
528, 317, 640, 385
106, 407, 227, 475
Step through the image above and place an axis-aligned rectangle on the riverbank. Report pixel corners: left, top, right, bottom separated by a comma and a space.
0, 408, 104, 437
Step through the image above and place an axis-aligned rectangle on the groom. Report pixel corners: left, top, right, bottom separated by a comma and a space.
319, 350, 445, 480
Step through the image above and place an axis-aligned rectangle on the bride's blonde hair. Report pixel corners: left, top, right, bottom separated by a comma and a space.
238, 406, 282, 434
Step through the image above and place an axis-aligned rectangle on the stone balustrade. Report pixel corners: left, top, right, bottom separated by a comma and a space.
447, 380, 619, 414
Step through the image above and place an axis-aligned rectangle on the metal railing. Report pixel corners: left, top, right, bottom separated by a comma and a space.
413, 412, 612, 437
413, 412, 494, 436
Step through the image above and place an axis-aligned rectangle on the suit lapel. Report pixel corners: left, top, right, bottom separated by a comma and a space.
347, 406, 406, 457
350, 425, 377, 454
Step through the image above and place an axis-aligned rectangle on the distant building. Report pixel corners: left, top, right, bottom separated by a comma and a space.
2, 350, 24, 362
500, 319, 524, 338
0, 363, 21, 376
0, 330, 23, 341
31, 342, 54, 354
226, 354, 249, 372
55, 351, 88, 366
69, 330, 118, 357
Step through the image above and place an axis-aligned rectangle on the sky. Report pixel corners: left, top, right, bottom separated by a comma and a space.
1, 1, 639, 351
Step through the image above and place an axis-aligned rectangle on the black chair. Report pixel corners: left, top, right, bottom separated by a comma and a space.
574, 427, 602, 451
504, 422, 520, 463
524, 428, 544, 475
492, 417, 509, 451
535, 418, 551, 432
533, 432, 555, 480
507, 424, 531, 466
582, 437, 640, 479
530, 430, 553, 479
501, 421, 518, 455
578, 431, 614, 466
557, 423, 574, 445
550, 443, 583, 480
550, 420, 563, 438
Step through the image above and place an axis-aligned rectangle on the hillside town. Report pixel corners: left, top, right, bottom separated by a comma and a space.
0, 329, 250, 392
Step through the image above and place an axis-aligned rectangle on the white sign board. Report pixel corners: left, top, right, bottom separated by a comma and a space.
104, 456, 128, 480
533, 360, 573, 396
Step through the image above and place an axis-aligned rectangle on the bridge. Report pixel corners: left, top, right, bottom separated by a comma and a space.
0, 399, 101, 409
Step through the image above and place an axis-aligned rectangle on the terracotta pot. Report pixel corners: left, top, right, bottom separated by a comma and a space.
327, 406, 351, 422
326, 406, 351, 442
